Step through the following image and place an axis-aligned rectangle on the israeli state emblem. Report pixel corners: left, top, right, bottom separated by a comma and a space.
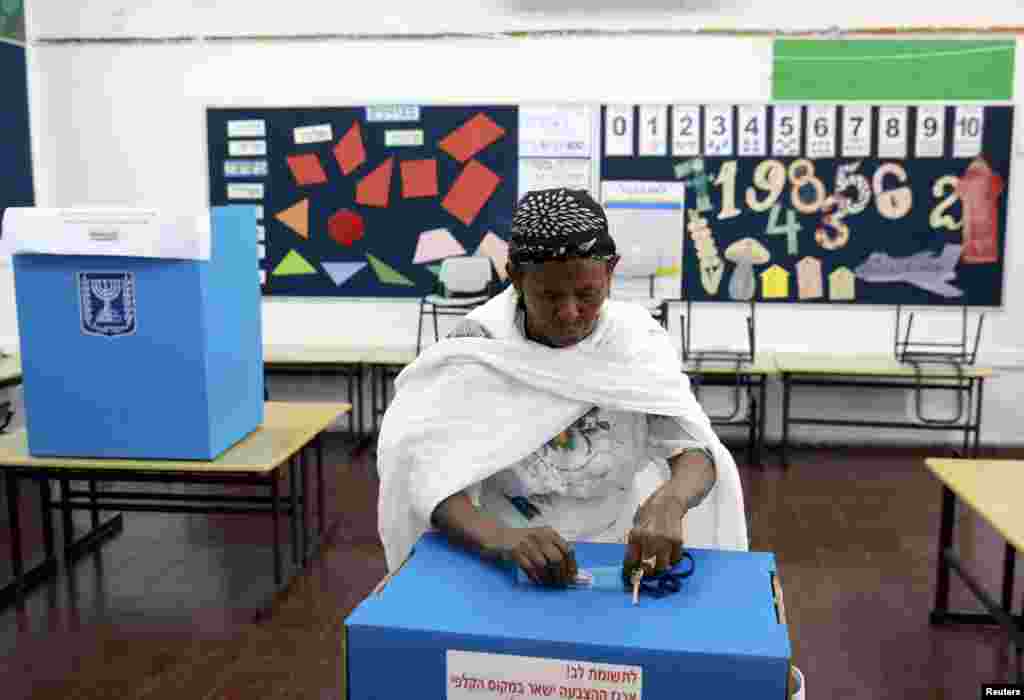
78, 272, 137, 337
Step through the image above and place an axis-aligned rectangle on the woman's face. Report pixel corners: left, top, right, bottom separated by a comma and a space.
510, 257, 617, 348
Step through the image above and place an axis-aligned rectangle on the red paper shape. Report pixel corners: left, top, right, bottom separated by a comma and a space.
286, 153, 328, 186
439, 113, 506, 163
328, 209, 365, 247
442, 160, 501, 226
334, 122, 366, 175
400, 159, 439, 199
356, 157, 394, 208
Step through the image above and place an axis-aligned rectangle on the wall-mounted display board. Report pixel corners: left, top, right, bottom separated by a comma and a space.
600, 103, 1013, 306
0, 3, 35, 241
206, 105, 521, 297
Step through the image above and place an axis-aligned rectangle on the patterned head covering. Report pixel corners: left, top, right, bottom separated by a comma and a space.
508, 188, 617, 267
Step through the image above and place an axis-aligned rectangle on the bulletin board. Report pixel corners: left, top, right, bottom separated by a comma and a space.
0, 5, 35, 240
206, 105, 520, 298
600, 103, 1014, 307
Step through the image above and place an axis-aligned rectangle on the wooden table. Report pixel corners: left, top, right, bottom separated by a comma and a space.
682, 352, 776, 467
263, 344, 418, 439
774, 353, 992, 468
1, 401, 349, 610
0, 353, 22, 430
925, 458, 1024, 679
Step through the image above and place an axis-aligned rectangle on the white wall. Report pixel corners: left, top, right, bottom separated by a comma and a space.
7, 1, 1023, 446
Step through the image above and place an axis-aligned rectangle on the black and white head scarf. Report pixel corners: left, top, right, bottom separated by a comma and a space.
508, 188, 617, 266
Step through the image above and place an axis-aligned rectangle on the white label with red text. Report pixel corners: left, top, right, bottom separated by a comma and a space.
447, 650, 642, 700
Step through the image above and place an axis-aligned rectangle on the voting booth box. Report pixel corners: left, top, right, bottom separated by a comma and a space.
3, 206, 263, 460
346, 533, 792, 699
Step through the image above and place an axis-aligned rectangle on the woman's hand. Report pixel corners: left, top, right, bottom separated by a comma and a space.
622, 483, 686, 582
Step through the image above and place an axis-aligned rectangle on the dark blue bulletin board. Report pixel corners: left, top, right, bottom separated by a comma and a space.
600, 104, 1013, 306
0, 34, 36, 239
206, 106, 518, 297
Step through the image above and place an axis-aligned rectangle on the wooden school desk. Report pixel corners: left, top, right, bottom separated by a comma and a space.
682, 352, 775, 467
925, 458, 1024, 680
0, 401, 348, 610
774, 353, 992, 468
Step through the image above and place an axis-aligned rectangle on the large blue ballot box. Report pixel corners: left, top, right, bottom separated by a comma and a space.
4, 206, 263, 460
346, 532, 793, 699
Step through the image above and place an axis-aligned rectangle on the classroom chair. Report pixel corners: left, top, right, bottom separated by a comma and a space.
416, 256, 497, 354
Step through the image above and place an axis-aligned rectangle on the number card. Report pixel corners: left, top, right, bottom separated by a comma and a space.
704, 105, 734, 156
671, 105, 700, 156
878, 106, 908, 159
227, 119, 266, 138
638, 105, 668, 156
605, 105, 634, 157
806, 104, 836, 158
915, 106, 946, 157
953, 106, 985, 158
841, 105, 872, 157
772, 105, 801, 157
737, 105, 767, 156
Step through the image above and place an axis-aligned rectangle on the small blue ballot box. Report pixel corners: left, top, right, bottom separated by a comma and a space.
3, 206, 263, 460
346, 533, 793, 699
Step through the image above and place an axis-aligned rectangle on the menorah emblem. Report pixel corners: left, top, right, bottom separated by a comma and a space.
90, 278, 123, 324
79, 272, 136, 337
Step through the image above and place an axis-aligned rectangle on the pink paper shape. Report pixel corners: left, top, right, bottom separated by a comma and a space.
475, 232, 510, 280
413, 229, 467, 264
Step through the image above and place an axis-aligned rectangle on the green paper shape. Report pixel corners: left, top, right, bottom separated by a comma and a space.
427, 264, 442, 278
272, 249, 318, 276
367, 254, 415, 286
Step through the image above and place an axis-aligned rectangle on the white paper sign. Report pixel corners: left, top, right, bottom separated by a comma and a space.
671, 105, 700, 156
519, 105, 592, 157
257, 243, 266, 259
229, 139, 267, 157
915, 105, 946, 157
771, 105, 802, 157
519, 159, 591, 198
737, 105, 767, 156
605, 105, 634, 156
227, 183, 264, 200
255, 205, 264, 220
638, 105, 668, 156
806, 104, 837, 158
447, 650, 643, 700
294, 123, 333, 145
366, 105, 420, 122
256, 224, 265, 241
953, 105, 985, 158
841, 105, 872, 157
227, 119, 266, 138
703, 105, 734, 156
878, 106, 908, 159
224, 160, 268, 177
259, 269, 267, 285
385, 129, 424, 147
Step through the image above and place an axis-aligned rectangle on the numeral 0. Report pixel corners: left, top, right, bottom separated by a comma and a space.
612, 115, 628, 137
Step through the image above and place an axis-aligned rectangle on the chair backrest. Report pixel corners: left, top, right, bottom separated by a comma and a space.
440, 256, 494, 297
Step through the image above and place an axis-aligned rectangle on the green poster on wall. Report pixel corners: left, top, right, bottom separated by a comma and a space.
773, 40, 1015, 101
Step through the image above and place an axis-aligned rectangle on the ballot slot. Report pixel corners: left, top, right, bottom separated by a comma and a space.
772, 571, 787, 625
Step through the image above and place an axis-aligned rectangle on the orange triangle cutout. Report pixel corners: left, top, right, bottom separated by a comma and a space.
274, 199, 309, 239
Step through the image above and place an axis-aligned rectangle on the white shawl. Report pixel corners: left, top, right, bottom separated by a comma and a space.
377, 287, 748, 571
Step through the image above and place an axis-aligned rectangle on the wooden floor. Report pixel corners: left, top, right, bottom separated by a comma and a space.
1, 435, 1022, 699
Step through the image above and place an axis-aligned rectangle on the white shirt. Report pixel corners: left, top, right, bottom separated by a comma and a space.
451, 302, 711, 542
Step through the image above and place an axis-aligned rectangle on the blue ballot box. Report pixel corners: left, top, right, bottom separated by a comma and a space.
346, 533, 792, 699
7, 206, 263, 460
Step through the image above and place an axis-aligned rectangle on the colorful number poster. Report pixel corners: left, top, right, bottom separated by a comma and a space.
600, 103, 1013, 306
207, 105, 517, 297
